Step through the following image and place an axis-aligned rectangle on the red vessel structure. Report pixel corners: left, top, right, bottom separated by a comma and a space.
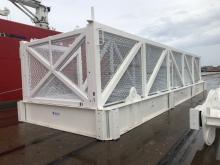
0, 18, 60, 103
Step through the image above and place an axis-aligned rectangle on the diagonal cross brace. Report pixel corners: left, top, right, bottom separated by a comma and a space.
169, 50, 184, 86
101, 42, 142, 105
27, 33, 88, 101
145, 49, 168, 96
194, 59, 200, 77
184, 55, 194, 82
27, 47, 50, 70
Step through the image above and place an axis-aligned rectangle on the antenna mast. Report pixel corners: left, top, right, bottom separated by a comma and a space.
91, 6, 95, 21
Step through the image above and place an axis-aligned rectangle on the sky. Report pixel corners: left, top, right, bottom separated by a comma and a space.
1, 0, 220, 66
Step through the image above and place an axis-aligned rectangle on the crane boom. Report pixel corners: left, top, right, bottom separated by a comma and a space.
10, 0, 42, 8
8, 0, 50, 29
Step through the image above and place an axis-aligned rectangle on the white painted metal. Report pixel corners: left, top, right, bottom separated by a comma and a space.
184, 55, 194, 82
101, 42, 142, 105
145, 50, 167, 96
182, 54, 185, 85
170, 50, 184, 85
19, 21, 204, 140
90, 6, 95, 21
190, 88, 220, 146
8, 0, 50, 29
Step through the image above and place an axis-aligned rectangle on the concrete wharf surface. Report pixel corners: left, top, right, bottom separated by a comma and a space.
0, 74, 220, 165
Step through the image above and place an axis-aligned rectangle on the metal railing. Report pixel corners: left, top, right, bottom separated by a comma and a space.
20, 21, 202, 109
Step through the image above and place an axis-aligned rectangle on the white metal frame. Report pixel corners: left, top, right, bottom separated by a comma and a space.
22, 28, 89, 105
190, 88, 220, 146
18, 21, 205, 140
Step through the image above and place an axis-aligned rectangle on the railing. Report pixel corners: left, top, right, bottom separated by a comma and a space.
20, 21, 201, 109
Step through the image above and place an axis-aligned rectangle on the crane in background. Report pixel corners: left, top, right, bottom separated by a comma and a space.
8, 0, 50, 29
0, 7, 10, 16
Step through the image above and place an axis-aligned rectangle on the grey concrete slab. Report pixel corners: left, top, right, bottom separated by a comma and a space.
0, 74, 219, 165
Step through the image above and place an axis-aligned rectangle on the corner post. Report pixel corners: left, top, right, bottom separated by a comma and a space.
86, 21, 102, 108
20, 41, 29, 100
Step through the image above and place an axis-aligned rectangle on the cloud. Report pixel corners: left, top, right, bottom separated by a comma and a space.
189, 43, 220, 66
138, 2, 220, 49
1, 0, 219, 65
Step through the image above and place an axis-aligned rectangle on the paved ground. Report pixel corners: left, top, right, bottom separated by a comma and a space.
190, 74, 220, 165
0, 101, 18, 128
0, 74, 219, 165
191, 130, 220, 165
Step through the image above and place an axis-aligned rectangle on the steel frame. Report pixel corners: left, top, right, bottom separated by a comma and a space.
18, 21, 205, 140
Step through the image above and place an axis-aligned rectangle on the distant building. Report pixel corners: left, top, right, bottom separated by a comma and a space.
201, 66, 220, 72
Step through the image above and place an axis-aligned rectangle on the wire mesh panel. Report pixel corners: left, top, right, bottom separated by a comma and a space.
172, 51, 182, 74
150, 59, 167, 93
184, 57, 192, 85
194, 57, 200, 82
186, 55, 192, 73
146, 44, 164, 80
31, 42, 50, 62
171, 52, 183, 88
172, 65, 182, 88
51, 35, 79, 65
99, 31, 138, 90
26, 31, 87, 102
60, 57, 78, 85
28, 54, 49, 90
106, 49, 142, 104
55, 38, 87, 85
34, 75, 80, 100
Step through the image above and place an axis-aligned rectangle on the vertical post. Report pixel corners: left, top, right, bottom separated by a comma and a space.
77, 48, 83, 89
96, 110, 107, 140
167, 50, 171, 90
91, 6, 95, 21
20, 41, 29, 100
192, 56, 195, 83
182, 54, 185, 86
198, 57, 202, 81
48, 38, 52, 66
171, 52, 174, 88
86, 21, 102, 108
141, 42, 147, 96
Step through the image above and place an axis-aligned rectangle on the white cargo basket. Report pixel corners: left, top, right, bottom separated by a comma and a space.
18, 21, 205, 140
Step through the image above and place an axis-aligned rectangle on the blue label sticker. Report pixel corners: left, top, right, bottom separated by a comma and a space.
52, 112, 60, 116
